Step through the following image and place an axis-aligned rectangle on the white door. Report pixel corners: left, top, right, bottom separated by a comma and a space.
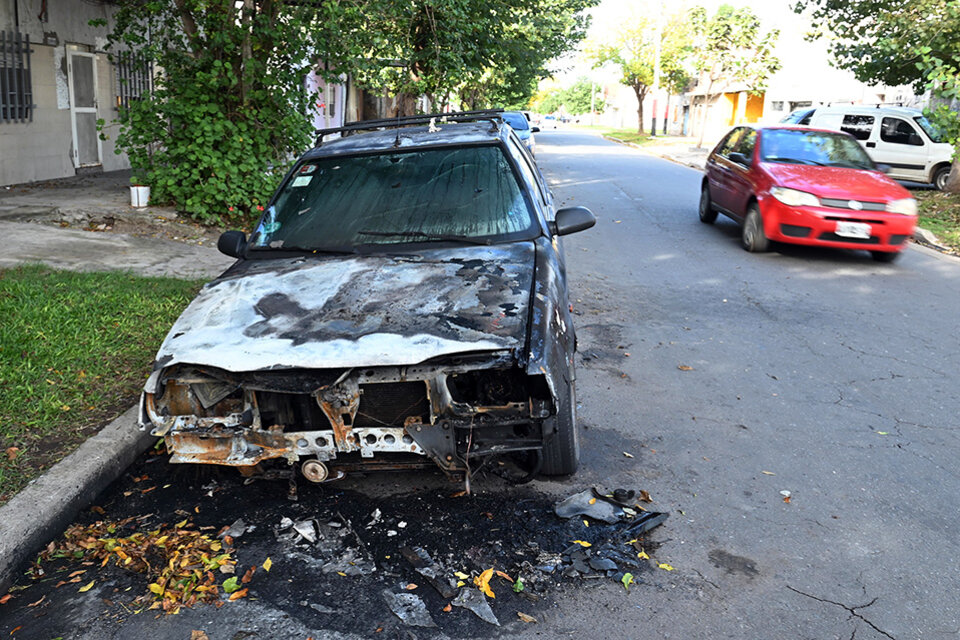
68, 51, 102, 168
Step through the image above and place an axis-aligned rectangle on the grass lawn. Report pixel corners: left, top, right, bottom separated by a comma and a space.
0, 265, 203, 504
915, 190, 960, 253
570, 124, 654, 146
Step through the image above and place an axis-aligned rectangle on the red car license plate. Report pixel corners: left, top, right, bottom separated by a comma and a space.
835, 221, 871, 239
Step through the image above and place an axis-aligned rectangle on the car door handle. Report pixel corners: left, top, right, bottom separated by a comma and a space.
866, 142, 876, 148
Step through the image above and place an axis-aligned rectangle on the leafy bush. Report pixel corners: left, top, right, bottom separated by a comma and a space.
104, 2, 339, 224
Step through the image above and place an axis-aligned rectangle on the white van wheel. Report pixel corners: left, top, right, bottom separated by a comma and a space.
933, 166, 951, 191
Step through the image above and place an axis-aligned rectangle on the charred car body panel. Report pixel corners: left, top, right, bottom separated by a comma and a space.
140, 112, 593, 479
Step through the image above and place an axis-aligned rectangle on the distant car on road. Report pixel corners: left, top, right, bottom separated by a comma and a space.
502, 110, 539, 155
700, 125, 917, 262
541, 115, 558, 129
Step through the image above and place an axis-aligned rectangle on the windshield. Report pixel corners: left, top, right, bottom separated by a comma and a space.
760, 129, 875, 169
249, 145, 537, 251
913, 115, 944, 143
502, 112, 530, 131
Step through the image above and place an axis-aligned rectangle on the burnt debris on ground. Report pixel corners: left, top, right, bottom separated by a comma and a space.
1, 452, 668, 638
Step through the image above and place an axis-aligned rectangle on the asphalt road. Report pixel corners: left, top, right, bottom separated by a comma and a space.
3, 130, 960, 639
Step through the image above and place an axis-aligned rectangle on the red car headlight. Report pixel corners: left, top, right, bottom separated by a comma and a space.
770, 187, 820, 207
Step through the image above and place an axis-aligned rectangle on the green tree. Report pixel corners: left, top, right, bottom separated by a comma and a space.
588, 9, 691, 134
793, 0, 960, 191
559, 77, 605, 115
103, 0, 596, 224
358, 0, 597, 113
689, 5, 780, 147
104, 0, 376, 223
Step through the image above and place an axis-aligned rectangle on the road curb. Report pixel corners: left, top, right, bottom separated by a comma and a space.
601, 134, 705, 171
0, 405, 153, 593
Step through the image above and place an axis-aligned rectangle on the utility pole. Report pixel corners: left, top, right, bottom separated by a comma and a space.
650, 0, 663, 136
590, 79, 596, 126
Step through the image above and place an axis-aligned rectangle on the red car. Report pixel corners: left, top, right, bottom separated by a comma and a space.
699, 125, 917, 262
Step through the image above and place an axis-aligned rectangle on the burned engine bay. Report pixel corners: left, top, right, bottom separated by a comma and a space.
140, 352, 556, 481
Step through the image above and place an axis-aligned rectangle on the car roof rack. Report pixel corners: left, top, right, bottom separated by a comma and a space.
314, 108, 505, 146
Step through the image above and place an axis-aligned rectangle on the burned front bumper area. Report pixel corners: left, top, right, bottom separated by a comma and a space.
140, 353, 554, 477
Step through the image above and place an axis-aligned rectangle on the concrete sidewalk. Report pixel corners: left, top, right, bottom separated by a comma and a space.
1, 219, 234, 279
1, 169, 233, 279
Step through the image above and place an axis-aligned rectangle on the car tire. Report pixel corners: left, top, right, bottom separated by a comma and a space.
933, 166, 951, 191
871, 250, 900, 263
541, 381, 579, 476
742, 203, 769, 252
699, 183, 718, 224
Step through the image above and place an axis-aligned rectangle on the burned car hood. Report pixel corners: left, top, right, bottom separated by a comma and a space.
151, 243, 535, 376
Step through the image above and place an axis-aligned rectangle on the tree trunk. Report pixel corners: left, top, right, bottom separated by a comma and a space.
632, 84, 648, 134
945, 156, 960, 193
696, 77, 716, 149
240, 0, 253, 104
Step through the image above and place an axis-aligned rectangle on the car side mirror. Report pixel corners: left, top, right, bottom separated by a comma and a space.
531, 127, 541, 133
876, 163, 892, 174
218, 230, 247, 258
729, 151, 751, 166
552, 206, 596, 236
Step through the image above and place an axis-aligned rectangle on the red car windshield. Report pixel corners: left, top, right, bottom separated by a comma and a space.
760, 129, 875, 170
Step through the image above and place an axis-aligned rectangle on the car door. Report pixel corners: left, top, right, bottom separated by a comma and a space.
868, 116, 929, 182
708, 128, 745, 212
724, 128, 757, 221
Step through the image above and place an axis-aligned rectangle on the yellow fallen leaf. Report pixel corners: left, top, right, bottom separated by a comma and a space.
494, 570, 514, 583
337, 571, 346, 577
583, 520, 589, 527
149, 583, 164, 595
456, 581, 465, 588
876, 431, 889, 435
589, 498, 597, 505
474, 568, 495, 598
761, 470, 776, 475
175, 519, 188, 528
262, 557, 272, 572
78, 581, 95, 593
228, 588, 248, 601
454, 571, 469, 580
571, 540, 591, 548
658, 563, 675, 571
637, 551, 650, 560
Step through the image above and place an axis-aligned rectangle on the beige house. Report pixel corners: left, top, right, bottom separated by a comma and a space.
0, 0, 138, 186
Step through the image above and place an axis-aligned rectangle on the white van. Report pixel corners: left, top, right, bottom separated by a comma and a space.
781, 105, 953, 190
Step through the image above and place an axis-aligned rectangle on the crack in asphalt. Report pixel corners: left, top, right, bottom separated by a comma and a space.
787, 586, 896, 640
692, 569, 720, 590
838, 341, 947, 378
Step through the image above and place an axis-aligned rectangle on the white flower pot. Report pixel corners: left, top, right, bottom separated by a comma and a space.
130, 185, 150, 208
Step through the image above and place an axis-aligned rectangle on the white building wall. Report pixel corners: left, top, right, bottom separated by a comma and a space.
0, 0, 128, 185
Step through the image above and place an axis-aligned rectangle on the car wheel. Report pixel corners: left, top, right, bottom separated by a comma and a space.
933, 166, 951, 191
871, 250, 900, 263
741, 203, 769, 252
699, 183, 718, 224
541, 381, 579, 476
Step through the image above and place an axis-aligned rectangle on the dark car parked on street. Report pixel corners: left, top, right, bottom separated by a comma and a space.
699, 125, 917, 262
139, 110, 595, 483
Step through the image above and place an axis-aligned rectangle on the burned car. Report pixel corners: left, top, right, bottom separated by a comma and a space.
139, 110, 595, 482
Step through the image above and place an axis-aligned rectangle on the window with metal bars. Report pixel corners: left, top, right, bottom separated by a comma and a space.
114, 50, 152, 111
0, 31, 34, 123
